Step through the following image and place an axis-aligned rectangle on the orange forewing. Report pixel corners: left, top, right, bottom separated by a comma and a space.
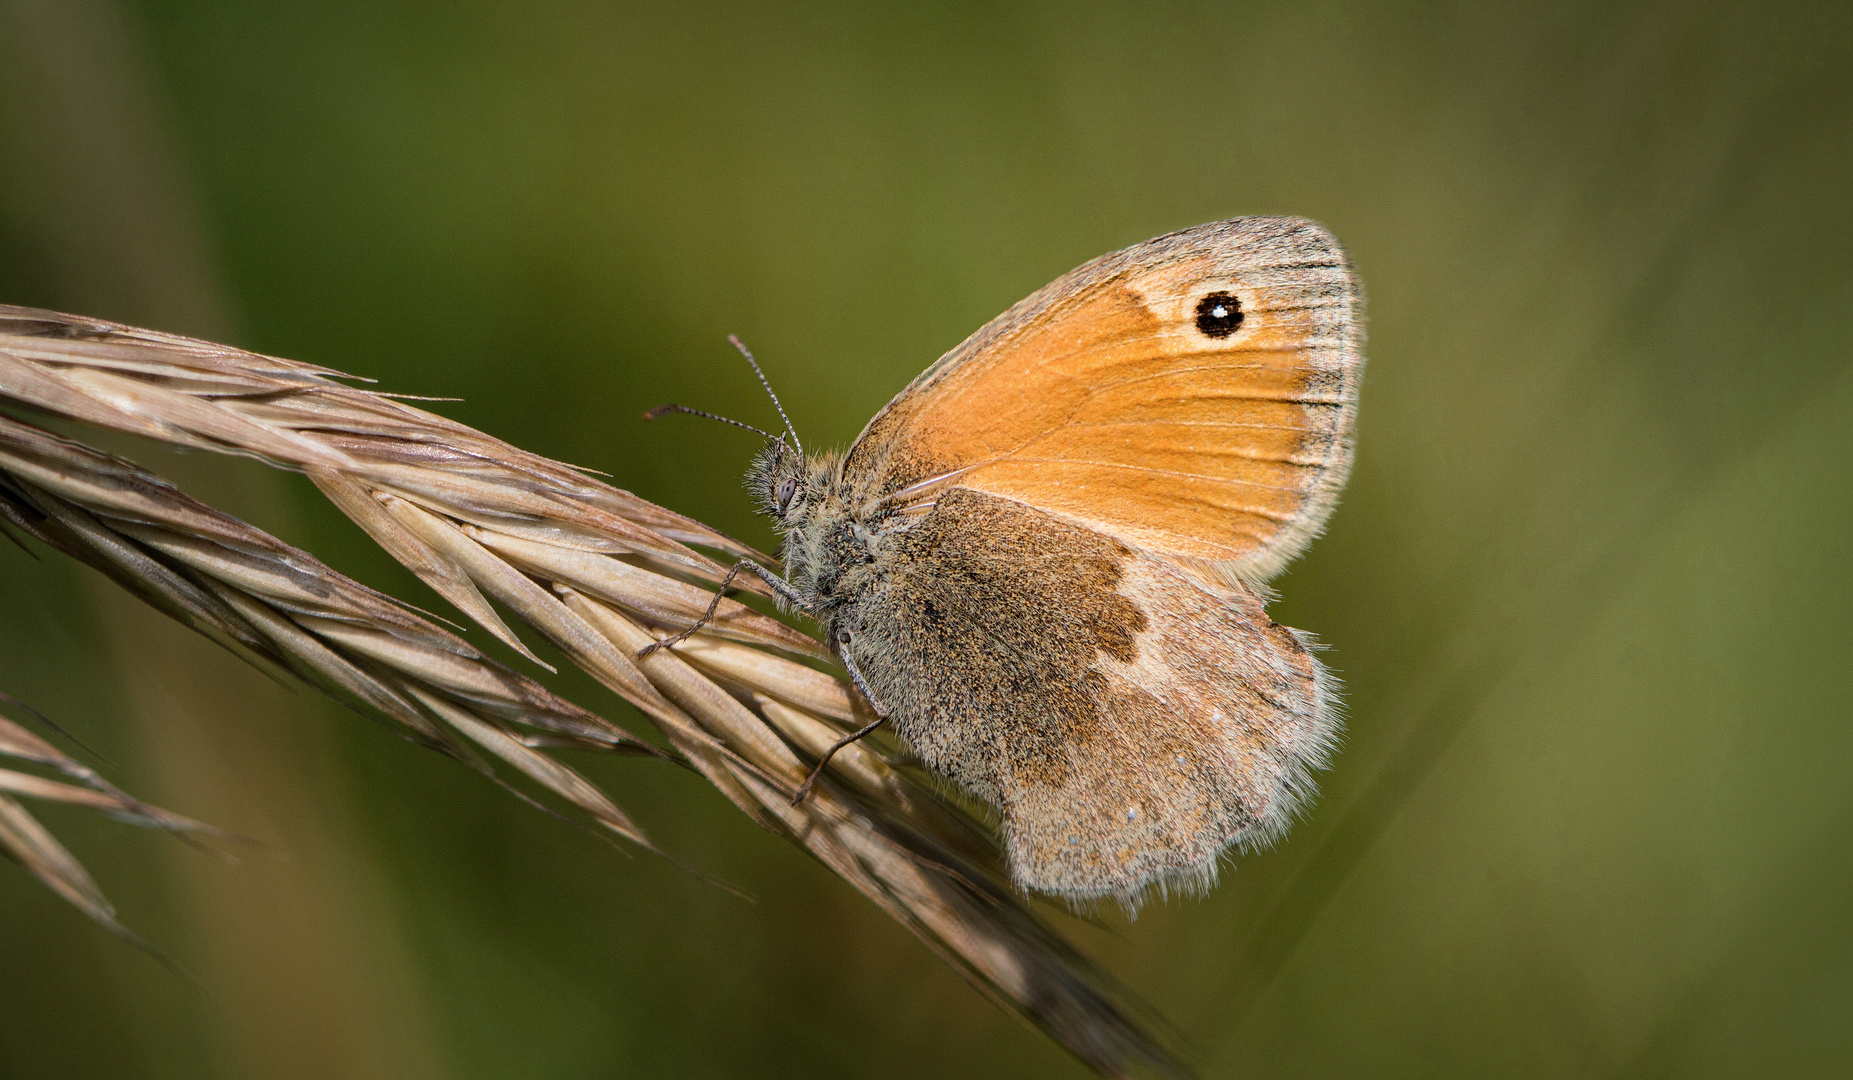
845, 217, 1363, 580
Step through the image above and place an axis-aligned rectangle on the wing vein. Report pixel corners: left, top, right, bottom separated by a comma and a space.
982, 458, 1305, 509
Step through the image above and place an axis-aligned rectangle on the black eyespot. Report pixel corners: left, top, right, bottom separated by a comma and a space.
775, 477, 797, 511
1195, 292, 1244, 338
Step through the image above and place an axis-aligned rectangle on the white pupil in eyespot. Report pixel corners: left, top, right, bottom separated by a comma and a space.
1211, 304, 1229, 317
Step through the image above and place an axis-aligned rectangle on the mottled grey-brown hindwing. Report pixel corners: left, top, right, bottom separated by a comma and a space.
836, 488, 1339, 902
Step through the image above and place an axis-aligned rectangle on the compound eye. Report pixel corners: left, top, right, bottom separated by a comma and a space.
775, 477, 798, 510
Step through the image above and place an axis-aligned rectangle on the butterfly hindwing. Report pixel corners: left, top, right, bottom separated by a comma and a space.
834, 488, 1334, 900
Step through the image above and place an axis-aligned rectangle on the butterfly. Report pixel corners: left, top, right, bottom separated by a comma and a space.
651, 216, 1364, 903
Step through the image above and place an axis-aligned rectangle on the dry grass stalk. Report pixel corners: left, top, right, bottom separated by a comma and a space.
0, 414, 659, 838
0, 305, 1186, 1078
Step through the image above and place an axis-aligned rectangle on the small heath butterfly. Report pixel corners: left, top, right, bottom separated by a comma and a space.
652, 217, 1364, 903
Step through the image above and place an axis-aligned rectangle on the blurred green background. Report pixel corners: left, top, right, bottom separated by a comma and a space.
1, 1, 1850, 1077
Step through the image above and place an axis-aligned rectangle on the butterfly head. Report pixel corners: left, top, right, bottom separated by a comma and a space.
747, 439, 859, 606
748, 438, 846, 530
748, 437, 801, 518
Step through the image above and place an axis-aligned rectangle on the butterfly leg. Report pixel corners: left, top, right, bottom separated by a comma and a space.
635, 558, 802, 659
833, 637, 892, 720
789, 633, 891, 805
789, 713, 886, 805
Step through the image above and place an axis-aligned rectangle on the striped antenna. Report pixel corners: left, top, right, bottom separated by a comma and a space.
727, 335, 803, 457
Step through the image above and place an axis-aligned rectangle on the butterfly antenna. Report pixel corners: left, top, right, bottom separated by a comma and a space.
727, 334, 803, 458
641, 403, 783, 444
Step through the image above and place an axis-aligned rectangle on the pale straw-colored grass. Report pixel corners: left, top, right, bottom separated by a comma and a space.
0, 305, 1185, 1078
